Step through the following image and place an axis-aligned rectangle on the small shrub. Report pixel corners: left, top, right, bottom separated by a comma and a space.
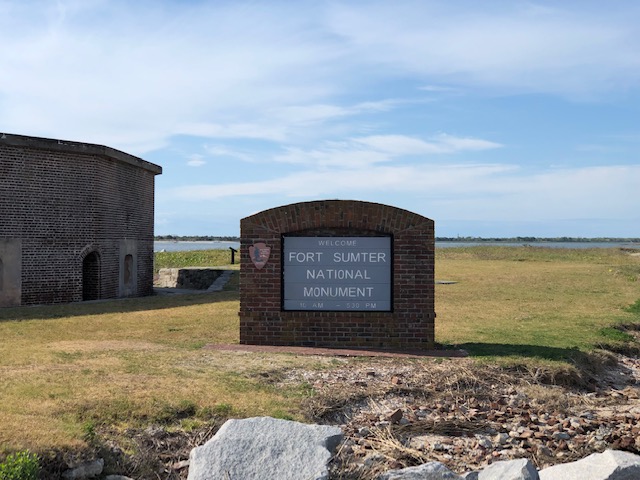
82, 421, 97, 444
0, 451, 40, 480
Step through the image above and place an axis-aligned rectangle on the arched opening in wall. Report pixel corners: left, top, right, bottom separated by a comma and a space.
124, 254, 133, 288
82, 252, 101, 301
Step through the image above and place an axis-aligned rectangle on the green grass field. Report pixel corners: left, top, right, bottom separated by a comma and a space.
154, 248, 238, 272
435, 247, 640, 359
0, 247, 638, 457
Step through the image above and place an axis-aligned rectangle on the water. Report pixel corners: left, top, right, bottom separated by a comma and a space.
155, 240, 639, 252
154, 241, 240, 252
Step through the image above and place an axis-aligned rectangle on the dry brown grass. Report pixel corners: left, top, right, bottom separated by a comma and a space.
1, 246, 639, 473
0, 278, 338, 455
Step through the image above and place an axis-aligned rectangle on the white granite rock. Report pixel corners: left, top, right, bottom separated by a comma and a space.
61, 458, 104, 479
478, 458, 539, 480
186, 417, 343, 480
538, 450, 640, 480
378, 461, 462, 479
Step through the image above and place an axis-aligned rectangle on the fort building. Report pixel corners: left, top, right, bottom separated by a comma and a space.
0, 133, 162, 307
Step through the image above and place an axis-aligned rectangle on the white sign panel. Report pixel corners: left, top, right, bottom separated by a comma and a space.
283, 236, 392, 311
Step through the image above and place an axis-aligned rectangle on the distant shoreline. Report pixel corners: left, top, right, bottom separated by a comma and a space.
154, 239, 639, 252
155, 236, 640, 243
435, 237, 640, 243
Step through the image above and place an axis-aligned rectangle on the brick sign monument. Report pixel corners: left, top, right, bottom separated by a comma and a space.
239, 200, 435, 350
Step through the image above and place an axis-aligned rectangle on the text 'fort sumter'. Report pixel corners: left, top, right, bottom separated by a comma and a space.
282, 236, 392, 312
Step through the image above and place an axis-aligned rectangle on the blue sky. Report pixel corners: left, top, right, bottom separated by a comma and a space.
2, 1, 639, 237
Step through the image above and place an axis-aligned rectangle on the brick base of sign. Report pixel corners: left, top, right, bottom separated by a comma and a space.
239, 200, 435, 350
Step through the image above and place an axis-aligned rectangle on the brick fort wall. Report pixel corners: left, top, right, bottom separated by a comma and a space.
239, 200, 435, 350
0, 133, 162, 306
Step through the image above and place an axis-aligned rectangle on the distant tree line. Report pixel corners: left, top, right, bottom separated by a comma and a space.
435, 237, 640, 243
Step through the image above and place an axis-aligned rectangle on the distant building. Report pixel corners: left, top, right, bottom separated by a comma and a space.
0, 133, 162, 307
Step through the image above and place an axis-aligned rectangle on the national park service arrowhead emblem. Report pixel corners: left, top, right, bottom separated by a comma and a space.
249, 242, 271, 269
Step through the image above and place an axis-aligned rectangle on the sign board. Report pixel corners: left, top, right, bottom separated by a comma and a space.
283, 236, 391, 311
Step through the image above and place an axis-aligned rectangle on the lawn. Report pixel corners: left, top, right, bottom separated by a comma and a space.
0, 277, 323, 455
435, 247, 640, 359
0, 247, 638, 458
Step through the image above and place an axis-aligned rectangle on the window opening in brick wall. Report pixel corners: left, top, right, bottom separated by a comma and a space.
82, 251, 101, 301
124, 254, 134, 287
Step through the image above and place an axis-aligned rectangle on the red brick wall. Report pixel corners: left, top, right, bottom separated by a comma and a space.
0, 134, 161, 306
239, 200, 435, 350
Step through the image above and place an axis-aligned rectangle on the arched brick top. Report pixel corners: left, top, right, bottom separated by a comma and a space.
79, 244, 101, 261
241, 200, 433, 236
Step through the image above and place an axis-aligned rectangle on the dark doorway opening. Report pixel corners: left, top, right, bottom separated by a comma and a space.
82, 251, 100, 301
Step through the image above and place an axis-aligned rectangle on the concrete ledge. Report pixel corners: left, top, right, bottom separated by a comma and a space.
155, 268, 223, 290
153, 269, 234, 295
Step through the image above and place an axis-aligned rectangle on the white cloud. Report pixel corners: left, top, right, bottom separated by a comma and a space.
274, 146, 390, 168
3, 1, 640, 238
353, 135, 444, 155
175, 123, 288, 143
271, 100, 399, 125
354, 134, 502, 155
167, 163, 516, 200
170, 99, 403, 144
432, 165, 640, 221
204, 145, 255, 163
0, 1, 344, 152
2, 0, 638, 155
326, 2, 640, 98
186, 154, 206, 167
165, 163, 640, 223
271, 133, 502, 168
435, 134, 503, 152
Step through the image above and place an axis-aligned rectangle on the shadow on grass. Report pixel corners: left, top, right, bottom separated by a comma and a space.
454, 342, 586, 362
451, 342, 627, 389
0, 288, 239, 322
